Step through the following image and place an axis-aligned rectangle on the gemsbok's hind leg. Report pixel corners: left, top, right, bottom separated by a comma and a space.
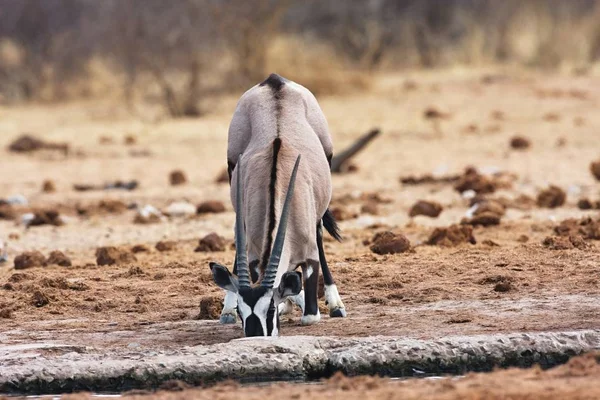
317, 223, 346, 318
301, 259, 321, 325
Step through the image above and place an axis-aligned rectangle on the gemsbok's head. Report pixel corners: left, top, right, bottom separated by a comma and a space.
210, 155, 303, 337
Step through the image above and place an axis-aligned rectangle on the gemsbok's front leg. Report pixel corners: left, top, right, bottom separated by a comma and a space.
317, 223, 346, 318
301, 259, 321, 325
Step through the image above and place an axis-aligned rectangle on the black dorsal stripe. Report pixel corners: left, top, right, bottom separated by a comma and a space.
260, 138, 282, 277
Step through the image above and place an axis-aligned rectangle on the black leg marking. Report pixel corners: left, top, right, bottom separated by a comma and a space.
317, 223, 335, 286
303, 260, 320, 317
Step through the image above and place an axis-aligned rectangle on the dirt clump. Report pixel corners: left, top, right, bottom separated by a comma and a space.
46, 250, 72, 267
409, 200, 443, 218
131, 244, 150, 253
31, 290, 50, 307
427, 224, 477, 247
169, 170, 187, 186
510, 135, 531, 150
0, 204, 17, 220
554, 217, 600, 240
576, 198, 600, 210
494, 282, 514, 292
591, 161, 600, 181
124, 135, 137, 145
454, 168, 497, 194
0, 307, 13, 319
155, 241, 177, 252
423, 107, 451, 120
197, 295, 223, 320
95, 246, 137, 266
195, 233, 226, 252
400, 173, 460, 186
369, 231, 411, 255
537, 185, 566, 208
28, 209, 64, 227
542, 235, 589, 250
14, 251, 46, 269
42, 180, 56, 193
197, 200, 226, 214
360, 202, 379, 215
98, 199, 128, 214
8, 134, 69, 155
330, 206, 358, 221
215, 169, 230, 184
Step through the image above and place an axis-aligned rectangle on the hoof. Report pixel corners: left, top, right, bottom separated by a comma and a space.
219, 313, 237, 324
301, 313, 321, 325
329, 307, 347, 318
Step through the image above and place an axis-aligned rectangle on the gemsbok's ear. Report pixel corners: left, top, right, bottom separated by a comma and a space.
210, 262, 239, 293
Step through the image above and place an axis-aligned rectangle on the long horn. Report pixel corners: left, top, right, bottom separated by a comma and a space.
235, 155, 251, 288
262, 154, 301, 288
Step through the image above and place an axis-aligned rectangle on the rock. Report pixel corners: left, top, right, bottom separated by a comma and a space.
131, 244, 150, 253
42, 180, 56, 193
427, 224, 477, 247
494, 282, 514, 292
510, 135, 531, 150
369, 232, 411, 255
165, 202, 196, 217
95, 247, 137, 266
155, 241, 177, 252
133, 205, 164, 224
8, 135, 45, 152
124, 135, 137, 145
46, 251, 72, 267
14, 251, 46, 269
409, 200, 443, 218
591, 161, 600, 181
330, 206, 357, 221
195, 233, 226, 252
169, 170, 187, 186
5, 195, 28, 206
196, 201, 226, 214
577, 199, 594, 210
423, 107, 451, 120
197, 295, 223, 320
537, 186, 566, 208
27, 210, 64, 227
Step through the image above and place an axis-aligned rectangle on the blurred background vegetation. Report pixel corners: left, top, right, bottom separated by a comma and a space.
0, 0, 599, 116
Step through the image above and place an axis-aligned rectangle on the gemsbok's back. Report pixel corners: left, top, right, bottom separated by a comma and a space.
210, 73, 346, 337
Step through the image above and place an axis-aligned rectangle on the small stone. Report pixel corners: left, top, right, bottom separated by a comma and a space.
95, 247, 137, 266
46, 250, 72, 267
510, 135, 531, 150
42, 180, 56, 193
196, 201, 226, 214
409, 200, 443, 218
493, 282, 513, 292
131, 244, 150, 253
169, 170, 187, 186
360, 202, 379, 215
165, 201, 196, 217
14, 251, 46, 269
195, 233, 226, 252
537, 186, 566, 208
463, 211, 501, 227
155, 241, 177, 252
591, 161, 600, 181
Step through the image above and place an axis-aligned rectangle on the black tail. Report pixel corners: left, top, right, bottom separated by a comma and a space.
323, 208, 342, 242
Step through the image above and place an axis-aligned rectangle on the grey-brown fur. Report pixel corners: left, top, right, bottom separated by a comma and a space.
222, 73, 345, 325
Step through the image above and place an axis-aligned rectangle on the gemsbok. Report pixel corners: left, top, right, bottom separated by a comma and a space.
209, 73, 346, 336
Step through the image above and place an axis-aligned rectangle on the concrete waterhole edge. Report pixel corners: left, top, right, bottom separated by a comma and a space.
0, 329, 599, 395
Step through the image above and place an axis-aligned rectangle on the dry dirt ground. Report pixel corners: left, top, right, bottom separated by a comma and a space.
1, 68, 600, 396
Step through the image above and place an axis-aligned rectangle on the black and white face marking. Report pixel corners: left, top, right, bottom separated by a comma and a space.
237, 286, 279, 337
